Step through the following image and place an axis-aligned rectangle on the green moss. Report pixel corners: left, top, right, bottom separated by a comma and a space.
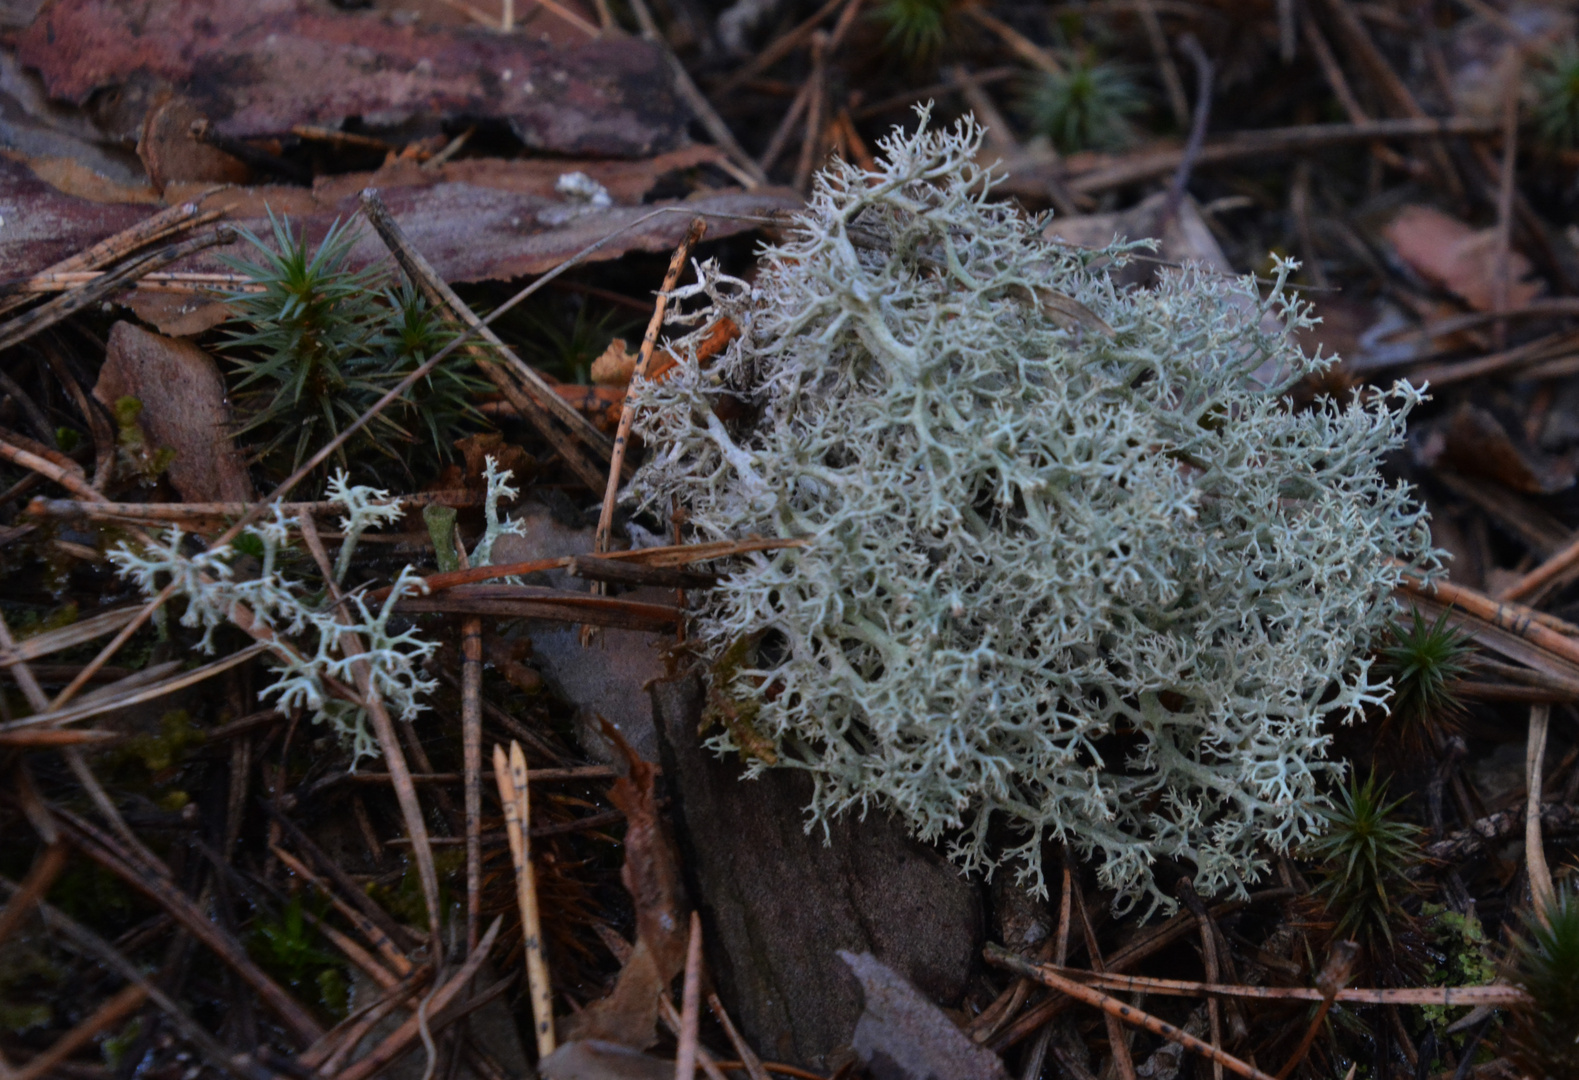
122, 709, 201, 775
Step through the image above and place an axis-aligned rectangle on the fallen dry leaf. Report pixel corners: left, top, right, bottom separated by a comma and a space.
17, 0, 689, 157
93, 321, 254, 502
1384, 204, 1542, 312
120, 289, 231, 337
136, 95, 249, 193
1437, 403, 1576, 495
561, 730, 688, 1048
591, 339, 638, 387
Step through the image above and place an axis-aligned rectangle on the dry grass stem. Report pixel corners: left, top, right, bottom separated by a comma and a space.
494, 741, 556, 1058
594, 216, 707, 557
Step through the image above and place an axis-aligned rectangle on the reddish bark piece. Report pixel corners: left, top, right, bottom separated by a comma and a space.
16, 0, 687, 157
1384, 204, 1542, 312
0, 157, 148, 277
0, 151, 795, 281
93, 322, 254, 502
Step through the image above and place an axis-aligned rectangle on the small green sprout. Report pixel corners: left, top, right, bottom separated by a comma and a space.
1504, 887, 1579, 1080
1531, 47, 1579, 150
872, 0, 953, 62
220, 210, 486, 482
1308, 772, 1422, 965
1376, 607, 1471, 744
1019, 56, 1146, 153
250, 896, 348, 1017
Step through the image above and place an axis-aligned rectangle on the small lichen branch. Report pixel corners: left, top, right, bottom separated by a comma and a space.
108, 472, 442, 766
626, 110, 1438, 915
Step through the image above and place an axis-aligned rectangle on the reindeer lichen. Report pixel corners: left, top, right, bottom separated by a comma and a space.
626, 112, 1436, 913
110, 461, 527, 764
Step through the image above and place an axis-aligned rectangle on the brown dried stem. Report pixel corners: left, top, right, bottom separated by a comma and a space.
1274, 940, 1359, 1080
675, 911, 705, 1080
463, 617, 484, 953
297, 511, 443, 950
594, 216, 707, 557
494, 741, 556, 1059
985, 946, 1277, 1080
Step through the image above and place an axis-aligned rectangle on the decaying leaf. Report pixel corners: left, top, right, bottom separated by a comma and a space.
1437, 403, 1576, 495
560, 728, 688, 1048
840, 951, 1009, 1080
1384, 205, 1542, 312
93, 321, 254, 501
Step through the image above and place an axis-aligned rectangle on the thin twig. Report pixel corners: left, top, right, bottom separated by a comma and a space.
990, 891, 1295, 1052
56, 807, 325, 1045
1006, 965, 1528, 1007
301, 967, 432, 1073
794, 32, 831, 193
0, 875, 275, 1080
627, 0, 766, 186
1066, 116, 1496, 194
1074, 883, 1137, 1080
675, 911, 704, 1080
1176, 879, 1223, 1080
594, 217, 707, 556
1493, 50, 1521, 350
269, 845, 414, 975
463, 618, 483, 954
1159, 35, 1215, 233
1274, 941, 1358, 1080
0, 842, 68, 947
962, 5, 1061, 74
1136, 0, 1189, 128
707, 991, 771, 1080
7, 983, 148, 1080
714, 0, 851, 95
1525, 703, 1556, 923
985, 946, 1277, 1080
299, 511, 443, 951
333, 918, 502, 1080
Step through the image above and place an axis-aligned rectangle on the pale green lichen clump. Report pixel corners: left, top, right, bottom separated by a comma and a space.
627, 112, 1437, 914
109, 461, 524, 767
